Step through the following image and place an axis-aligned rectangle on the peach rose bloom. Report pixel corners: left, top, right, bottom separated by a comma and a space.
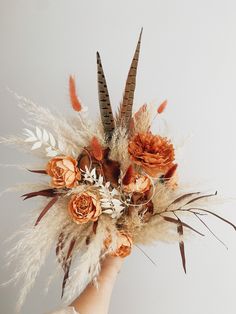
108, 231, 132, 258
128, 132, 175, 177
123, 174, 151, 194
68, 191, 101, 224
47, 156, 81, 189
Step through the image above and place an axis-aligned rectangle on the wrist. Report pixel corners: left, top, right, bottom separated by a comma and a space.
98, 256, 123, 285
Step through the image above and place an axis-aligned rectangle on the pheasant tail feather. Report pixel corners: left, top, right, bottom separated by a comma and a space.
96, 52, 115, 141
117, 28, 143, 129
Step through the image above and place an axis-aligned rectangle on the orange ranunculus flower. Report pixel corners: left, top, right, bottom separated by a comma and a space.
128, 132, 175, 177
106, 231, 132, 258
123, 174, 151, 194
46, 156, 81, 189
68, 191, 102, 224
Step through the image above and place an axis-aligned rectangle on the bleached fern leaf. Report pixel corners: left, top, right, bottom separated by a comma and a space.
23, 127, 63, 157
83, 167, 125, 218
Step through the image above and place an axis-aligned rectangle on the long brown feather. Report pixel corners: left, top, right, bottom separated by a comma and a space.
96, 52, 115, 141
118, 28, 143, 129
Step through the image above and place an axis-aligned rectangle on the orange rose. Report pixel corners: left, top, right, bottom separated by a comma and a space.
123, 173, 151, 194
104, 231, 132, 258
68, 191, 101, 224
128, 132, 175, 177
47, 156, 81, 189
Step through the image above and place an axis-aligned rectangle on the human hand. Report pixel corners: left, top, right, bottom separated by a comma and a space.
70, 256, 124, 314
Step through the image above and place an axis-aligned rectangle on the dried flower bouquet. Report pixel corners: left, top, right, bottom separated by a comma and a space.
1, 29, 235, 311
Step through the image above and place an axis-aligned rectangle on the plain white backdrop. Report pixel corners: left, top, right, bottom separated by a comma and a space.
1, 1, 236, 313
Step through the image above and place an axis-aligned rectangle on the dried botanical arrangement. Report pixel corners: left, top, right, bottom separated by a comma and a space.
1, 29, 235, 311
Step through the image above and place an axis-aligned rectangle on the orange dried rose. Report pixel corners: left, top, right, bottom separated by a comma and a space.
128, 132, 175, 177
105, 231, 132, 258
47, 156, 81, 189
68, 191, 101, 224
123, 173, 151, 194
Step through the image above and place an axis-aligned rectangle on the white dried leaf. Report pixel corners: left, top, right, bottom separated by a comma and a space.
111, 189, 119, 196
91, 168, 96, 179
36, 127, 42, 140
23, 128, 35, 137
101, 201, 112, 208
111, 211, 122, 218
49, 133, 56, 147
58, 141, 65, 152
43, 129, 49, 142
24, 137, 37, 142
103, 209, 113, 214
112, 199, 122, 206
31, 141, 42, 150
105, 182, 110, 189
97, 175, 102, 182
46, 150, 58, 157
86, 178, 94, 183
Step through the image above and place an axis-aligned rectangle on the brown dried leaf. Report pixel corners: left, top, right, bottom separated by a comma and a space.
184, 191, 217, 206
163, 164, 178, 180
93, 220, 98, 234
61, 238, 76, 298
122, 165, 135, 185
77, 150, 91, 172
192, 212, 228, 249
34, 196, 59, 226
22, 188, 57, 200
28, 169, 47, 174
162, 215, 204, 236
191, 208, 236, 231
166, 192, 201, 209
102, 159, 121, 186
177, 223, 186, 273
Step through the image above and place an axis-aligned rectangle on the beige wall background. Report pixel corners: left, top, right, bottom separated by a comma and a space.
1, 0, 236, 313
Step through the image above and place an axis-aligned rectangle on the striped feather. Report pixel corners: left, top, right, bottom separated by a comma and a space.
117, 28, 143, 129
96, 52, 115, 141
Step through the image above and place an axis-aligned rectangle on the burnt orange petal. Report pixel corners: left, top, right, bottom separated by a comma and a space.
122, 165, 135, 185
91, 136, 103, 161
69, 75, 82, 112
157, 100, 167, 114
